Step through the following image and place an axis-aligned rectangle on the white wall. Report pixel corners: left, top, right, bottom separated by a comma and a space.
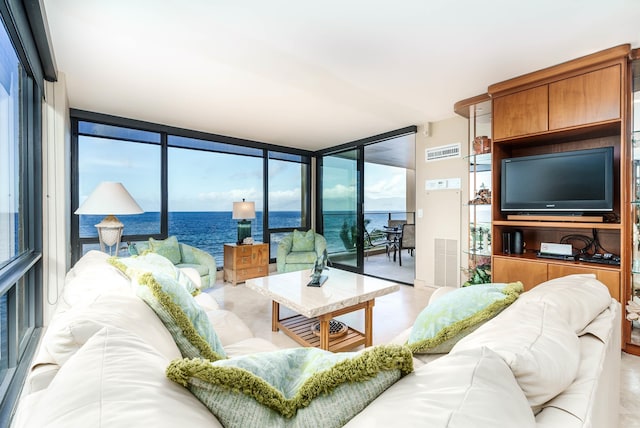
406, 168, 416, 215
42, 73, 71, 324
414, 116, 468, 289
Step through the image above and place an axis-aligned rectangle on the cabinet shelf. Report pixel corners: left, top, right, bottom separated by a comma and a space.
493, 220, 621, 230
464, 249, 492, 257
494, 252, 621, 270
465, 153, 492, 163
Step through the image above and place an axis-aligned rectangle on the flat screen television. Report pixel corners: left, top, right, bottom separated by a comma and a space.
501, 147, 614, 213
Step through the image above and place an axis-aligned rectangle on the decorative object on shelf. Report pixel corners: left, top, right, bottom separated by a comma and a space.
308, 249, 330, 287
469, 184, 491, 205
311, 319, 348, 338
626, 299, 640, 321
74, 181, 144, 256
232, 199, 256, 245
470, 225, 491, 254
473, 136, 491, 154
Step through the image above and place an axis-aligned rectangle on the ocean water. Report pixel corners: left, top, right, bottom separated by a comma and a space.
80, 211, 403, 267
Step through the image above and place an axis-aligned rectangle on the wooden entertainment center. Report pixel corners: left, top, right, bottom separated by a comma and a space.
456, 44, 639, 353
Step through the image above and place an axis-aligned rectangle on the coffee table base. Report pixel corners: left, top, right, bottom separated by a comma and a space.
279, 315, 365, 352
272, 299, 374, 352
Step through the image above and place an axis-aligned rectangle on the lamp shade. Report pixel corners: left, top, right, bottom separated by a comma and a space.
75, 182, 144, 215
232, 199, 256, 220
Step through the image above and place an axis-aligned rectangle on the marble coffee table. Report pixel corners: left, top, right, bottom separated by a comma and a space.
245, 268, 399, 352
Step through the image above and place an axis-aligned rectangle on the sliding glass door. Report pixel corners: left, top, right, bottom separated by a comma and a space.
319, 149, 363, 271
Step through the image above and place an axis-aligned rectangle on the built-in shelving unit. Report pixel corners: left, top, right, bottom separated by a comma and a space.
454, 44, 637, 353
454, 95, 492, 285
486, 45, 630, 308
627, 51, 640, 354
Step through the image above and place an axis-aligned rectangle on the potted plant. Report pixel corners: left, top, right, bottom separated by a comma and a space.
462, 263, 491, 287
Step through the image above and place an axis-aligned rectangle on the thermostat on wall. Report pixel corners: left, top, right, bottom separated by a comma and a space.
425, 178, 461, 190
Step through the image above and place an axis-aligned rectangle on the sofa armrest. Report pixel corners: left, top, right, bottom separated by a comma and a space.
180, 243, 217, 274
276, 233, 294, 272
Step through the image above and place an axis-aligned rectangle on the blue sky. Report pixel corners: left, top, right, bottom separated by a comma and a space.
78, 136, 406, 212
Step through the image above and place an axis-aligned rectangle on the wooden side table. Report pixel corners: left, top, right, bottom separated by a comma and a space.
223, 243, 269, 285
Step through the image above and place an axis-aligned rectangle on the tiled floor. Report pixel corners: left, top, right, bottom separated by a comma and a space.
207, 276, 639, 426
363, 250, 415, 285
621, 352, 640, 427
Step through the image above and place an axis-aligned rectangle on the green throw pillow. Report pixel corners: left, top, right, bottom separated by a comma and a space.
134, 271, 225, 361
167, 345, 413, 427
108, 253, 200, 296
407, 282, 524, 354
149, 236, 182, 264
291, 230, 315, 252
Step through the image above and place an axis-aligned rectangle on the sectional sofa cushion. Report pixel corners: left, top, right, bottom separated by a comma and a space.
109, 252, 200, 296
343, 347, 536, 427
194, 292, 221, 311
40, 293, 181, 368
24, 327, 224, 428
407, 282, 523, 354
223, 337, 282, 357
167, 345, 413, 428
57, 251, 132, 313
514, 274, 612, 333
134, 271, 226, 361
451, 301, 580, 407
205, 310, 254, 347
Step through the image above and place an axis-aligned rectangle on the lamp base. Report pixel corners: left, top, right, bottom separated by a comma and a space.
237, 219, 252, 245
96, 215, 124, 256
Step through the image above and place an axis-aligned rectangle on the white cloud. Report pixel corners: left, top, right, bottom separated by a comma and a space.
195, 188, 263, 211
323, 183, 356, 198
268, 188, 301, 210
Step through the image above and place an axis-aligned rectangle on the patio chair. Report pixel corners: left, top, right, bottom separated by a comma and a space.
398, 223, 415, 267
364, 229, 392, 259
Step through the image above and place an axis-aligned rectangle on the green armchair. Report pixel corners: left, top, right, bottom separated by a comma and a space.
276, 230, 327, 273
129, 236, 217, 288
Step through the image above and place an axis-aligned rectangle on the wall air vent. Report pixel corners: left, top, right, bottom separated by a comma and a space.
425, 143, 461, 162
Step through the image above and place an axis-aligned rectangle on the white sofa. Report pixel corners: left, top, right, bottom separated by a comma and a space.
12, 251, 621, 427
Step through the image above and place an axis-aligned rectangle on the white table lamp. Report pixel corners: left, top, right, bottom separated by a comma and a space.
75, 182, 144, 256
232, 199, 256, 244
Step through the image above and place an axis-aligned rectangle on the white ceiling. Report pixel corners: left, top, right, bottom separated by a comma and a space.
42, 0, 640, 152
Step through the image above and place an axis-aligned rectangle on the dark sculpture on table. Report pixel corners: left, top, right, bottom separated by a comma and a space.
308, 249, 330, 287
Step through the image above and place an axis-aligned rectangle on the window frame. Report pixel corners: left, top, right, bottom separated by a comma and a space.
0, 3, 45, 424
70, 110, 312, 264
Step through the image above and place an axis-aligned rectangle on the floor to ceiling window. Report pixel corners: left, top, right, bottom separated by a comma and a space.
167, 136, 264, 265
76, 122, 162, 255
0, 9, 44, 424
71, 112, 311, 268
317, 128, 416, 283
267, 152, 310, 256
320, 150, 361, 270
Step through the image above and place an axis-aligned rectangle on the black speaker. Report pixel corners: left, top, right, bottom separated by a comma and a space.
502, 232, 512, 254
513, 229, 524, 254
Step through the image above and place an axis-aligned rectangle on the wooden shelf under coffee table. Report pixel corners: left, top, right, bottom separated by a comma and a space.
245, 269, 399, 352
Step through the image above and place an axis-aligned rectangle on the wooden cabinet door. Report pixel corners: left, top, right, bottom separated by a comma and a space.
493, 85, 548, 140
547, 264, 620, 301
492, 257, 548, 291
252, 243, 269, 267
549, 65, 621, 130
